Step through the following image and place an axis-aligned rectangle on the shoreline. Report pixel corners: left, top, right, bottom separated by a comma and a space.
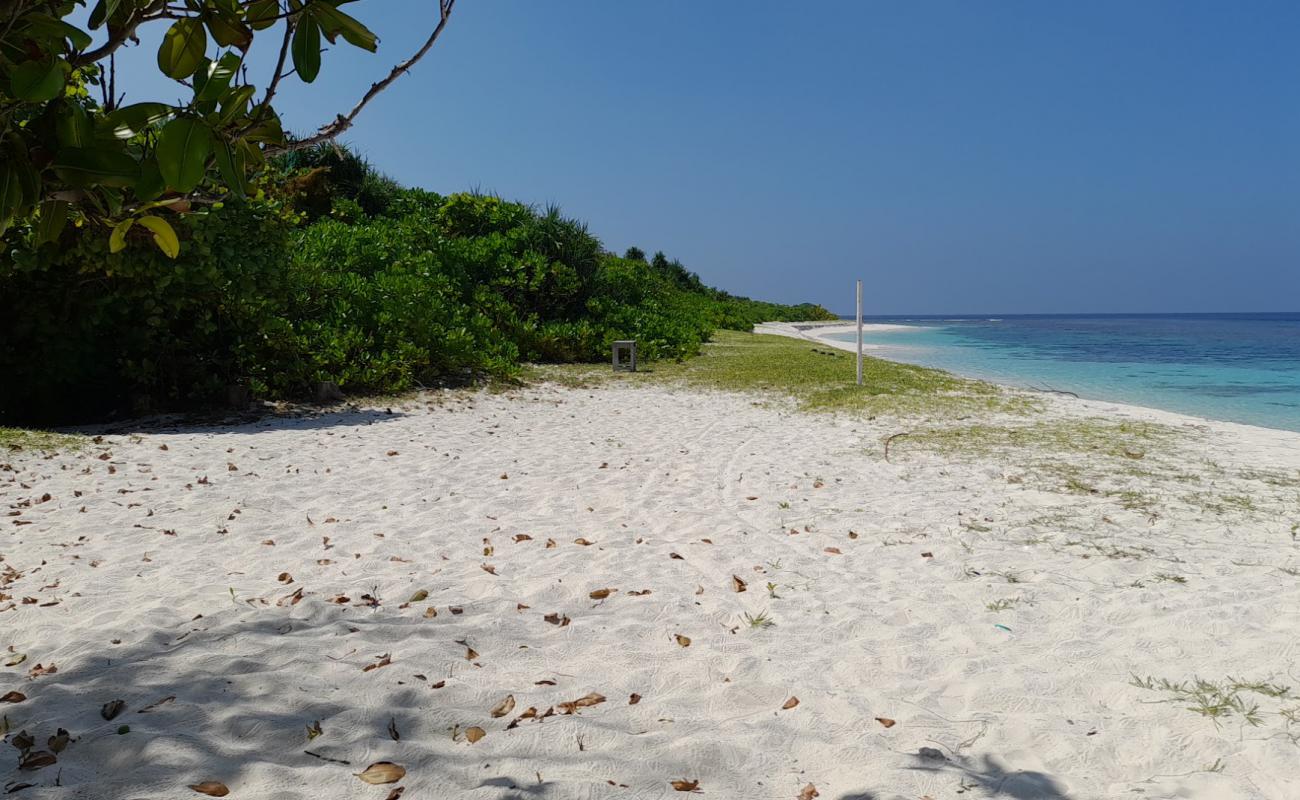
756, 319, 1300, 444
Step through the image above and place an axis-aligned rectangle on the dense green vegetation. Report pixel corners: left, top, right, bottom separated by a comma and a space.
0, 145, 833, 424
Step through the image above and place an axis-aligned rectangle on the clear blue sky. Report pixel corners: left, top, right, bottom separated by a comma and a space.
111, 1, 1298, 314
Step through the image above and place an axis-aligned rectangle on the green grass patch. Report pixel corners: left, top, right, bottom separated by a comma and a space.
899, 418, 1178, 460
0, 427, 84, 452
539, 330, 1040, 418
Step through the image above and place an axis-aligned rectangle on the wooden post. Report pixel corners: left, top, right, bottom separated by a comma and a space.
855, 280, 863, 386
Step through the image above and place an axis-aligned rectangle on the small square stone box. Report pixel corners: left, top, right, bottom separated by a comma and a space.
612, 340, 637, 372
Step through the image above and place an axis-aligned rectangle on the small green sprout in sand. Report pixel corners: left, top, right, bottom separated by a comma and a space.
743, 610, 775, 629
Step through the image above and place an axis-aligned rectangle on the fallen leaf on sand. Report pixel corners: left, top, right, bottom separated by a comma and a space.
356, 762, 406, 784
514, 534, 532, 543
481, 563, 497, 575
465, 646, 479, 661
306, 720, 322, 740
3, 653, 25, 667
12, 730, 34, 750
875, 716, 896, 728
46, 729, 69, 753
669, 552, 684, 560
28, 663, 56, 679
102, 699, 125, 720
824, 547, 842, 555
848, 531, 859, 539
450, 606, 464, 615
387, 716, 400, 740
732, 575, 747, 592
543, 613, 571, 626
1, 691, 26, 703
385, 788, 406, 800
465, 726, 486, 743
138, 695, 175, 713
782, 696, 799, 710
628, 589, 652, 596
409, 590, 428, 603
574, 538, 595, 546
545, 539, 556, 548
277, 572, 293, 583
423, 607, 437, 619
188, 782, 230, 797
671, 779, 701, 792
492, 694, 516, 717
19, 751, 57, 771
920, 552, 933, 559
798, 783, 819, 799
629, 693, 641, 705
386, 451, 399, 456
589, 588, 616, 600
363, 654, 392, 672
558, 692, 606, 714
675, 634, 691, 647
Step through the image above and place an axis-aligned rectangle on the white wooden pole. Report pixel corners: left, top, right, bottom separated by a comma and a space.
855, 279, 863, 386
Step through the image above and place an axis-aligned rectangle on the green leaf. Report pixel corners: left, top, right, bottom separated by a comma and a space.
137, 216, 180, 259
101, 103, 175, 140
109, 218, 134, 253
197, 52, 242, 106
21, 14, 94, 50
11, 58, 67, 102
213, 137, 247, 198
246, 0, 280, 30
291, 17, 322, 83
135, 158, 166, 202
51, 147, 140, 188
156, 117, 213, 193
313, 3, 379, 52
88, 0, 122, 30
35, 200, 70, 245
206, 12, 252, 49
0, 163, 25, 237
55, 104, 94, 148
157, 19, 208, 80
217, 85, 256, 125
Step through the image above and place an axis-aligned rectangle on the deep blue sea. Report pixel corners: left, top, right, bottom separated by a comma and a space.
827, 313, 1300, 433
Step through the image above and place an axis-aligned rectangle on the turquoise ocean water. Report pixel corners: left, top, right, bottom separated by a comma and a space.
826, 314, 1300, 433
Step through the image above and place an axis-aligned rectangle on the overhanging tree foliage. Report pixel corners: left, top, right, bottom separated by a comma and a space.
0, 0, 457, 256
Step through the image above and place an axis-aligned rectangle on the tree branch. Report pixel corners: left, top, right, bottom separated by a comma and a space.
71, 0, 169, 68
266, 0, 457, 154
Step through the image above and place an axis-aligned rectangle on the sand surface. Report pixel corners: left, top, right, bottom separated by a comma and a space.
4, 369, 1300, 798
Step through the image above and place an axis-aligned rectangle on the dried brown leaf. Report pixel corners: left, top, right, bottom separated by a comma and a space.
514, 534, 533, 542
491, 694, 516, 718
574, 538, 594, 546
782, 696, 799, 710
1, 691, 26, 703
675, 634, 691, 647
629, 693, 641, 705
671, 779, 701, 792
874, 716, 896, 728
188, 782, 230, 797
465, 726, 486, 743
465, 646, 479, 661
732, 575, 747, 592
798, 783, 819, 800
589, 588, 616, 600
363, 654, 392, 672
101, 699, 125, 720
19, 751, 57, 771
558, 692, 606, 714
409, 590, 428, 603
355, 761, 406, 784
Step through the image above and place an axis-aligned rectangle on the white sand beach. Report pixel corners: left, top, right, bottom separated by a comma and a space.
4, 346, 1300, 799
